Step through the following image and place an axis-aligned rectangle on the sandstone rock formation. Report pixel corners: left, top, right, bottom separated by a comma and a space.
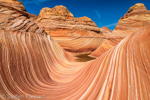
0, 1, 150, 100
36, 6, 101, 36
36, 5, 103, 53
0, 0, 46, 34
28, 13, 38, 21
90, 36, 124, 57
100, 27, 112, 36
92, 3, 150, 57
112, 3, 150, 35
1, 15, 150, 100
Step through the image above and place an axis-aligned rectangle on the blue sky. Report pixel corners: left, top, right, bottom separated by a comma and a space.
21, 0, 150, 30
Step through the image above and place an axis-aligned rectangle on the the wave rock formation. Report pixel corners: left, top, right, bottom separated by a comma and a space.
0, 23, 150, 100
0, 0, 150, 100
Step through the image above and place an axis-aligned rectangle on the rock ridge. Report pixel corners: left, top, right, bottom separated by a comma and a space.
0, 0, 47, 35
36, 5, 101, 36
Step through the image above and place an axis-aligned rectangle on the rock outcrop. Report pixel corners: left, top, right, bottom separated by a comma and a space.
0, 1, 150, 100
0, 0, 47, 34
28, 13, 38, 21
92, 3, 150, 57
36, 6, 101, 36
100, 27, 112, 36
36, 5, 103, 53
112, 3, 150, 35
1, 12, 150, 100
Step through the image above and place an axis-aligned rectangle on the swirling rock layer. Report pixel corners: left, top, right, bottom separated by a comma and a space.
0, 22, 150, 100
90, 36, 124, 57
0, 0, 46, 35
0, 1, 150, 100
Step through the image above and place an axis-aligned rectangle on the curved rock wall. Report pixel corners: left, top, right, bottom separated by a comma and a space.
0, 22, 150, 100
0, 1, 150, 100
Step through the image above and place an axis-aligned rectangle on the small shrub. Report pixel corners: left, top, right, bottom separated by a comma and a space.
128, 8, 133, 13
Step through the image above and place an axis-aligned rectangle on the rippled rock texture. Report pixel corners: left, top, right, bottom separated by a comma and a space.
90, 36, 124, 57
1, 22, 150, 100
0, 0, 46, 34
0, 1, 150, 100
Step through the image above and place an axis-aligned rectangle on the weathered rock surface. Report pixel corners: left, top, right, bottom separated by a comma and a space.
100, 27, 112, 36
112, 3, 150, 35
28, 13, 38, 21
1, 16, 150, 100
36, 5, 103, 53
0, 0, 47, 34
0, 1, 150, 100
36, 6, 101, 36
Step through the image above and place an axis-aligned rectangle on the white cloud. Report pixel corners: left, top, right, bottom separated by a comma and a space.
105, 22, 118, 27
23, 0, 51, 5
94, 10, 101, 18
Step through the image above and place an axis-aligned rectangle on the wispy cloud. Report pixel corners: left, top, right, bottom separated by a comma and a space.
23, 0, 51, 5
105, 22, 118, 27
94, 10, 101, 18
